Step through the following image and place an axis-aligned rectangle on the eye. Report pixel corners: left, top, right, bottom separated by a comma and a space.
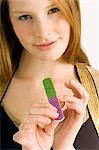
18, 15, 32, 21
48, 7, 60, 15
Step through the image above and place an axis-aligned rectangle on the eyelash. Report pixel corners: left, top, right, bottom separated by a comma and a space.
48, 7, 60, 15
18, 7, 60, 21
18, 15, 32, 21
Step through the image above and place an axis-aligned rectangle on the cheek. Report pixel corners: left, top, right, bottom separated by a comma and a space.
13, 26, 30, 45
10, 18, 29, 42
63, 25, 70, 42
55, 16, 70, 40
58, 21, 70, 51
60, 22, 70, 37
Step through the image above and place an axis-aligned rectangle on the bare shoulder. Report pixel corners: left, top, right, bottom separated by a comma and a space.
87, 65, 99, 91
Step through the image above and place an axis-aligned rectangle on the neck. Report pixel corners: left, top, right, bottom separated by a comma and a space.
15, 50, 70, 81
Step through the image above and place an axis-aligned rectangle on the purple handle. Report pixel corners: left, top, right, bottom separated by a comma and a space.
48, 96, 64, 121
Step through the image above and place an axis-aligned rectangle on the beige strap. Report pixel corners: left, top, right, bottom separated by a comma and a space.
75, 63, 99, 136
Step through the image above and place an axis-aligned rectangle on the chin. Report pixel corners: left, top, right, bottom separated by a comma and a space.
39, 54, 63, 62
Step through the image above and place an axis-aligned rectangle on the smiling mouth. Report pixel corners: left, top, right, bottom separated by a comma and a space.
34, 40, 58, 50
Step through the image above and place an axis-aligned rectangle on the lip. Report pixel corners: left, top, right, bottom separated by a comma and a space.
34, 40, 58, 50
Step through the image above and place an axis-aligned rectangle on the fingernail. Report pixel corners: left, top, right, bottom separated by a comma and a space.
55, 113, 59, 118
70, 80, 76, 84
24, 123, 31, 129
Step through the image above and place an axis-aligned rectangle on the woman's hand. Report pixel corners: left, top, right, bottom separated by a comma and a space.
13, 103, 59, 150
53, 80, 89, 150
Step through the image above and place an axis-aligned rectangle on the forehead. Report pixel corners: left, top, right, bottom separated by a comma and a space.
8, 0, 56, 10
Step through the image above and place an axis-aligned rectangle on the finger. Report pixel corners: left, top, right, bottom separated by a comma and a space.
13, 131, 24, 145
44, 120, 59, 136
64, 80, 89, 100
59, 95, 83, 106
13, 130, 34, 148
66, 102, 86, 115
31, 103, 57, 111
19, 122, 33, 130
19, 115, 52, 130
30, 107, 59, 119
59, 95, 88, 113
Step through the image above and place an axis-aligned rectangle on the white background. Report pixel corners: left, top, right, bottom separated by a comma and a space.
80, 0, 99, 70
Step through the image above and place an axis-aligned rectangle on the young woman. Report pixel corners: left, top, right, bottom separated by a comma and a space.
0, 0, 99, 150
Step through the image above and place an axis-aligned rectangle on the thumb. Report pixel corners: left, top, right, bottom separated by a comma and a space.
44, 120, 59, 137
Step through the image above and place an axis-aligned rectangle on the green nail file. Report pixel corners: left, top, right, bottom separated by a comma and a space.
43, 78, 64, 121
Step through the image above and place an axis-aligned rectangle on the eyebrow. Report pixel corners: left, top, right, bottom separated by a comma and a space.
11, 3, 57, 14
10, 10, 32, 14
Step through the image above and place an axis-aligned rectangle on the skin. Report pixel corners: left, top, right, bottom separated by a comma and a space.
13, 103, 59, 150
9, 0, 70, 62
13, 80, 89, 150
5, 0, 89, 150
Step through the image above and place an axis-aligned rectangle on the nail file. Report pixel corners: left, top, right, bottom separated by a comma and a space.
43, 78, 64, 122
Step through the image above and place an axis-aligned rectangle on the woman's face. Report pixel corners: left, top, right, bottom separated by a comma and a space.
8, 0, 70, 61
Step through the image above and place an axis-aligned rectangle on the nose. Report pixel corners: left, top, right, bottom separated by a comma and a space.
34, 17, 51, 40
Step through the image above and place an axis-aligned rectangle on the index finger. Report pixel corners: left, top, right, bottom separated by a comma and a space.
64, 80, 89, 100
